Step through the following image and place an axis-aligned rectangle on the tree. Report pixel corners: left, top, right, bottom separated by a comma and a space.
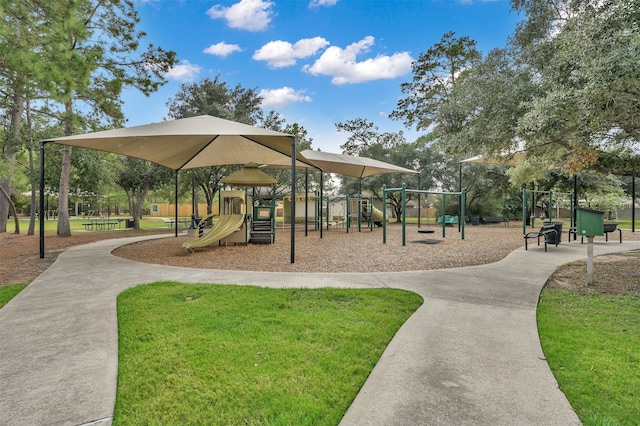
166, 75, 264, 125
335, 118, 424, 222
52, 0, 176, 236
114, 158, 172, 229
390, 31, 481, 133
512, 0, 640, 175
0, 0, 70, 232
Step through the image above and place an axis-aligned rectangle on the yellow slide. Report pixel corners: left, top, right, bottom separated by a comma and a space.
371, 205, 387, 222
182, 214, 245, 251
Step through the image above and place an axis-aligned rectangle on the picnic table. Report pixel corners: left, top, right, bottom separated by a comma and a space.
82, 218, 121, 231
166, 218, 192, 228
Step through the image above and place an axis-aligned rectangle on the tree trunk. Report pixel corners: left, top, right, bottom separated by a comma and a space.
57, 145, 73, 236
57, 100, 74, 237
126, 186, 148, 230
0, 186, 19, 234
27, 99, 36, 236
0, 89, 24, 233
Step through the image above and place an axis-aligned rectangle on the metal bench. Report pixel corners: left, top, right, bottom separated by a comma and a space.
568, 222, 622, 243
524, 224, 558, 252
482, 216, 509, 226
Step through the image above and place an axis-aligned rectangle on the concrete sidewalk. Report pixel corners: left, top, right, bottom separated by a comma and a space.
1, 235, 638, 426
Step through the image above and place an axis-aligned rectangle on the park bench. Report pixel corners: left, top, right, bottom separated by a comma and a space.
524, 224, 558, 252
568, 222, 622, 244
437, 215, 459, 225
482, 216, 509, 226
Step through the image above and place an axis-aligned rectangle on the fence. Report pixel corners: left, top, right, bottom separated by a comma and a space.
150, 203, 214, 217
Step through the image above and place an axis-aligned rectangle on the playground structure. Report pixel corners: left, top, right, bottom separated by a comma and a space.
182, 190, 249, 251
382, 183, 466, 246
275, 193, 387, 234
249, 188, 277, 244
319, 194, 388, 232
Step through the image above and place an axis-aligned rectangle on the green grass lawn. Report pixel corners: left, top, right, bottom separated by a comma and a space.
0, 284, 26, 309
538, 290, 640, 425
5, 216, 184, 233
114, 283, 423, 425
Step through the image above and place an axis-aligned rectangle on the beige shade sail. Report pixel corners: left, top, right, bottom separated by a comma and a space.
42, 115, 314, 170
298, 150, 417, 178
261, 150, 417, 177
221, 163, 277, 187
460, 152, 525, 167
460, 142, 526, 167
39, 115, 308, 263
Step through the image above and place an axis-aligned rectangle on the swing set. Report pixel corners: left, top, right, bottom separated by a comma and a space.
382, 183, 466, 246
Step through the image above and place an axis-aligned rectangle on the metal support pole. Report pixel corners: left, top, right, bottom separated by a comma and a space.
461, 189, 466, 240
632, 175, 636, 232
418, 174, 422, 228
358, 193, 362, 233
548, 191, 553, 221
304, 168, 308, 237
522, 188, 527, 235
39, 142, 46, 258
271, 185, 276, 244
382, 185, 387, 244
346, 194, 350, 234
401, 183, 406, 246
442, 194, 446, 238
243, 187, 248, 245
458, 161, 462, 232
573, 174, 578, 237
290, 136, 296, 263
174, 171, 179, 237
319, 171, 324, 238
191, 171, 195, 216
587, 236, 594, 284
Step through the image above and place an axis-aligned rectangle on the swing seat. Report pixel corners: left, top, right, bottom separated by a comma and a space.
418, 228, 435, 234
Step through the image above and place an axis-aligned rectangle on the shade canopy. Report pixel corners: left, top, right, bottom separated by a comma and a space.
42, 115, 314, 171
298, 150, 417, 178
221, 163, 277, 187
460, 152, 525, 167
460, 142, 526, 167
39, 115, 305, 263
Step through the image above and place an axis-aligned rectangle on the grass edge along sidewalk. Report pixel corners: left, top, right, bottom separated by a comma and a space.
538, 253, 640, 426
113, 283, 423, 425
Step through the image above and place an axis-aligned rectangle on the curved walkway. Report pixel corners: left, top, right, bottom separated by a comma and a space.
1, 235, 638, 426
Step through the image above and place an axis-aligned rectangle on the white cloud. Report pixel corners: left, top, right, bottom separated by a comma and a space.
260, 87, 312, 108
203, 42, 242, 57
165, 60, 202, 82
309, 0, 338, 7
253, 37, 329, 68
303, 36, 413, 84
207, 0, 274, 32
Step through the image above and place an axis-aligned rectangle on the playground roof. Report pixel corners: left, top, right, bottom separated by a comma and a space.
461, 141, 526, 166
298, 150, 417, 178
39, 115, 307, 263
41, 115, 315, 171
221, 163, 277, 186
460, 153, 524, 166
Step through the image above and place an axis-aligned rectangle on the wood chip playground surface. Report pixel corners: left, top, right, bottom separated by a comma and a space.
112, 222, 640, 273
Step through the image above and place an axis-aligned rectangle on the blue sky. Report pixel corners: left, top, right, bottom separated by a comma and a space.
125, 0, 521, 152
